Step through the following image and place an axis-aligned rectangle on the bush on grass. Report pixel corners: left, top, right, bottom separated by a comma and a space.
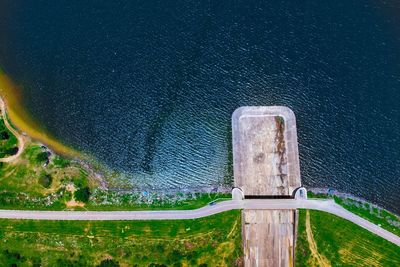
39, 174, 53, 188
74, 187, 91, 203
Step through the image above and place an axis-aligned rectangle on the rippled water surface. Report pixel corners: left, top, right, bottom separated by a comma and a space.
0, 1, 399, 212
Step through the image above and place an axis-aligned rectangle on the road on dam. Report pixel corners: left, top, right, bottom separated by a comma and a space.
0, 199, 399, 247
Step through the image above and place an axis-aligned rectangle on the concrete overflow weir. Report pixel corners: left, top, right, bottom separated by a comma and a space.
232, 106, 302, 267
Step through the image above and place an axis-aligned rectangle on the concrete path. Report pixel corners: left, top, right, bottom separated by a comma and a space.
0, 199, 398, 246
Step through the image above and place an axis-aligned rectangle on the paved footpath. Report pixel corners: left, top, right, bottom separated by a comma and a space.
0, 199, 399, 246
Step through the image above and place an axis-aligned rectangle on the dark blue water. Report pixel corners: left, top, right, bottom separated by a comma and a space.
1, 1, 399, 212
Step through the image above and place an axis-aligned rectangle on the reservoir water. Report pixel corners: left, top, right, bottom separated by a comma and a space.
0, 1, 399, 212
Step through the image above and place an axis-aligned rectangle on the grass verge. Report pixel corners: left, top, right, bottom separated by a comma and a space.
84, 192, 231, 211
334, 196, 400, 237
307, 191, 329, 199
296, 209, 400, 267
307, 191, 399, 237
0, 210, 242, 267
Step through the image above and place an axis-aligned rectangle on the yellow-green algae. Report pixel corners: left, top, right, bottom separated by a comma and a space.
0, 69, 79, 157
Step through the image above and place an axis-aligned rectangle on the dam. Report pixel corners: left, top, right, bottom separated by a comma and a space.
232, 106, 302, 267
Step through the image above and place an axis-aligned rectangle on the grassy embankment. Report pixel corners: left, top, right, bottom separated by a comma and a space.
296, 209, 400, 267
84, 192, 231, 211
0, 140, 230, 210
307, 191, 400, 237
0, 210, 243, 267
334, 196, 400, 237
0, 141, 92, 210
307, 191, 329, 199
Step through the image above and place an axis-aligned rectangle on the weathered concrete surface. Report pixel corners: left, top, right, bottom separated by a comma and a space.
243, 209, 296, 267
232, 106, 301, 196
232, 106, 301, 267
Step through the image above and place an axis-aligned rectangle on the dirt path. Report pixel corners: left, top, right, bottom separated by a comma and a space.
0, 97, 25, 163
306, 210, 331, 267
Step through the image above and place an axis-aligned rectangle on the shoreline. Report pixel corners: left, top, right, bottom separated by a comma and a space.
0, 78, 397, 219
308, 187, 400, 217
0, 71, 398, 216
0, 70, 80, 158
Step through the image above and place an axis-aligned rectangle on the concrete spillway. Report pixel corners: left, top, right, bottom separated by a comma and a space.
232, 106, 301, 197
232, 106, 302, 267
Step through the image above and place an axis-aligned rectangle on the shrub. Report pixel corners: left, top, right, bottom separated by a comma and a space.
74, 187, 91, 202
36, 152, 49, 163
98, 259, 120, 267
0, 131, 9, 140
6, 147, 18, 155
39, 174, 53, 188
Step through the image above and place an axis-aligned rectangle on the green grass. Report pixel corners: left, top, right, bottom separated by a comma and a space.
296, 210, 313, 266
0, 210, 242, 267
0, 187, 231, 211
52, 155, 70, 168
0, 143, 83, 195
0, 114, 18, 158
0, 142, 92, 210
334, 196, 400, 237
296, 209, 400, 267
85, 192, 232, 211
306, 192, 400, 237
306, 191, 329, 199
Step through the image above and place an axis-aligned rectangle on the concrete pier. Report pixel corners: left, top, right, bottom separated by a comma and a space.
232, 106, 302, 267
